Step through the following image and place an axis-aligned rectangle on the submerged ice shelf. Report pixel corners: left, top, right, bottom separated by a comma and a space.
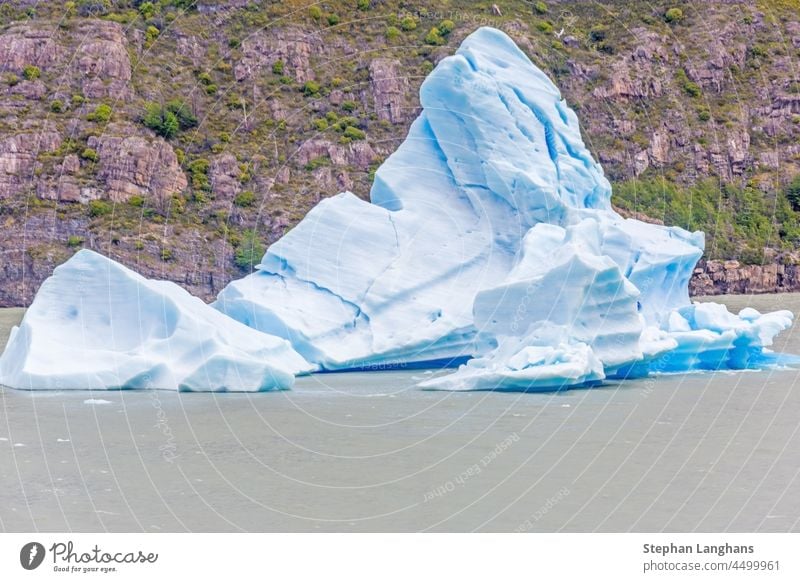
0, 27, 795, 392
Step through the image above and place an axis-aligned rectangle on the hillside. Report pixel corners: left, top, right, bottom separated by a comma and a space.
1, 0, 800, 305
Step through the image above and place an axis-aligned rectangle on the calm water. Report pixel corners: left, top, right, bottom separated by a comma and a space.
1, 296, 800, 532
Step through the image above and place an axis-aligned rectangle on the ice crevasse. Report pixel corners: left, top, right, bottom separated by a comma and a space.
213, 26, 795, 390
0, 27, 795, 392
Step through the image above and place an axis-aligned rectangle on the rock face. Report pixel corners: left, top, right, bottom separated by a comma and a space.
73, 20, 131, 99
0, 24, 58, 70
235, 27, 320, 83
690, 259, 800, 296
0, 129, 62, 199
88, 125, 187, 205
369, 59, 415, 124
209, 154, 242, 201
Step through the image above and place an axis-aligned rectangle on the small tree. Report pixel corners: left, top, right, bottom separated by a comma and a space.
235, 229, 265, 271
786, 175, 800, 210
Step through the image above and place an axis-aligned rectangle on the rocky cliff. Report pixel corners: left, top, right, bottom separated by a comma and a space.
0, 0, 799, 306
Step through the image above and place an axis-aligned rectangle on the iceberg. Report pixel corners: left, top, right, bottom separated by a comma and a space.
214, 26, 794, 390
0, 250, 311, 391
1, 27, 794, 393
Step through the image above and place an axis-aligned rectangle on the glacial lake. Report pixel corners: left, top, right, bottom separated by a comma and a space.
1, 294, 800, 532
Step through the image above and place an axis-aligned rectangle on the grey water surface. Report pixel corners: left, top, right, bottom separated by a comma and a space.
1, 296, 799, 532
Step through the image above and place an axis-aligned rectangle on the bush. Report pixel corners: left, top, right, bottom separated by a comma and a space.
357, 0, 370, 10
67, 235, 84, 248
22, 65, 40, 80
386, 25, 400, 40
234, 229, 265, 271
589, 26, 607, 42
312, 118, 329, 131
272, 60, 284, 75
88, 199, 112, 217
87, 103, 112, 123
139, 1, 156, 19
145, 25, 160, 46
342, 100, 357, 112
534, 1, 548, 14
786, 175, 800, 210
536, 20, 553, 33
425, 27, 445, 45
234, 190, 256, 207
438, 19, 455, 35
77, 0, 110, 17
142, 100, 196, 138
343, 125, 366, 140
327, 13, 340, 26
302, 80, 321, 96
50, 99, 64, 113
188, 159, 210, 192
71, 93, 84, 105
309, 5, 321, 20
5, 73, 19, 86
664, 8, 683, 23
400, 16, 417, 31
80, 147, 99, 162
129, 195, 145, 207
160, 248, 173, 261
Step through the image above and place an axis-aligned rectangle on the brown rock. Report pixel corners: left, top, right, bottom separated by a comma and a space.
209, 154, 242, 200
0, 129, 62, 199
74, 20, 131, 99
0, 24, 58, 71
369, 58, 413, 124
88, 125, 187, 206
235, 28, 320, 83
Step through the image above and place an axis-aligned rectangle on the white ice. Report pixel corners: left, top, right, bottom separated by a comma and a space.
0, 250, 311, 391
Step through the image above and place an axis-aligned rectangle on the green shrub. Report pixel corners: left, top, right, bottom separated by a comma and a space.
786, 175, 800, 210
342, 100, 357, 112
234, 190, 256, 207
302, 80, 321, 96
22, 65, 40, 80
425, 27, 445, 45
142, 100, 196, 138
313, 118, 329, 131
438, 19, 455, 35
77, 0, 110, 17
385, 25, 401, 40
343, 125, 366, 140
327, 13, 340, 26
272, 60, 284, 75
160, 248, 173, 261
534, 1, 548, 14
357, 0, 370, 10
536, 20, 553, 33
88, 199, 112, 217
400, 16, 417, 31
309, 5, 322, 20
87, 103, 112, 123
698, 109, 711, 121
129, 195, 145, 207
589, 26, 608, 42
234, 229, 265, 271
145, 25, 160, 46
67, 235, 84, 247
139, 1, 156, 19
664, 8, 683, 23
71, 93, 84, 105
5, 73, 19, 86
50, 99, 64, 113
203, 83, 217, 95
80, 147, 99, 162
188, 158, 210, 192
